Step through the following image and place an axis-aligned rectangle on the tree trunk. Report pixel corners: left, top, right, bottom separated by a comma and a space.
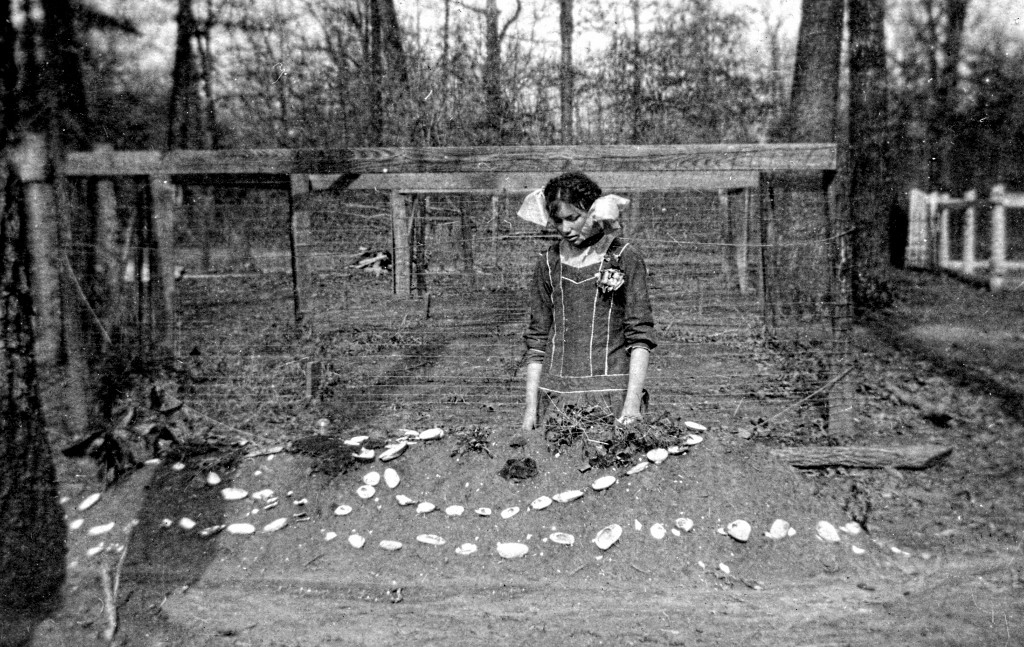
559, 0, 574, 144
928, 0, 970, 191
168, 0, 203, 150
483, 0, 502, 144
849, 0, 893, 310
779, 0, 844, 141
0, 151, 67, 647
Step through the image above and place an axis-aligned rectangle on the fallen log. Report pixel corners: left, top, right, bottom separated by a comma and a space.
770, 444, 952, 470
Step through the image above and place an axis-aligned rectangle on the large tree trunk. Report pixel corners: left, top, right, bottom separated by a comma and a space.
849, 0, 894, 310
168, 0, 203, 150
928, 0, 970, 191
779, 0, 844, 141
0, 153, 67, 647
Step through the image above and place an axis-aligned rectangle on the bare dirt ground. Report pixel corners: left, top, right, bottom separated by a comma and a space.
32, 269, 1024, 646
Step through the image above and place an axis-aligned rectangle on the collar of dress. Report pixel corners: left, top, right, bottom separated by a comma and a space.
559, 233, 616, 268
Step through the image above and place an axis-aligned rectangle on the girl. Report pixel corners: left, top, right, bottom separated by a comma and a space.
519, 171, 656, 432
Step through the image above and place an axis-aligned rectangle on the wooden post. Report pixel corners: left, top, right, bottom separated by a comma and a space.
458, 201, 475, 287
12, 134, 61, 367
718, 190, 734, 287
391, 190, 412, 298
736, 188, 750, 294
962, 189, 977, 276
990, 184, 1007, 291
149, 175, 177, 356
490, 194, 499, 268
92, 145, 120, 351
288, 174, 312, 323
823, 169, 851, 437
937, 193, 951, 269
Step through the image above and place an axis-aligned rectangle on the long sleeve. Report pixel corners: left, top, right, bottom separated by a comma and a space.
524, 251, 553, 362
618, 247, 657, 352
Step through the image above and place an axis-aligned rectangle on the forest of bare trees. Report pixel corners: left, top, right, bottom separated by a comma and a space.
1, 0, 1024, 642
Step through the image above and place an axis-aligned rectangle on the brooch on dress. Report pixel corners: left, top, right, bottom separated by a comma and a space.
595, 253, 625, 293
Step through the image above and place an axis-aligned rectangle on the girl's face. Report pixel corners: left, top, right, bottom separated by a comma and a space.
550, 201, 600, 247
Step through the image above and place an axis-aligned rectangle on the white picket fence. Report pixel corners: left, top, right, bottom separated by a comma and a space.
906, 184, 1024, 291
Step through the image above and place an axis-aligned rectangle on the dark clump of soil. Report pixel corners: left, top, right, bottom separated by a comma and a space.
289, 435, 359, 476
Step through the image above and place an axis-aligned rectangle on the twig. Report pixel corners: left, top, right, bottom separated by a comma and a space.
61, 253, 112, 346
630, 563, 651, 575
304, 553, 325, 567
750, 365, 855, 432
570, 562, 593, 576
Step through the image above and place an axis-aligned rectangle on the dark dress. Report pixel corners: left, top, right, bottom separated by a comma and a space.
524, 235, 656, 423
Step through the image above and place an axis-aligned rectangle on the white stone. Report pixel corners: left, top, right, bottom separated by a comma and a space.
764, 519, 792, 540
667, 445, 685, 455
383, 468, 401, 489
851, 545, 866, 555
646, 448, 669, 464
344, 435, 369, 446
530, 496, 552, 511
178, 517, 196, 530
324, 532, 337, 542
650, 523, 667, 540
592, 475, 617, 491
840, 521, 863, 535
684, 421, 708, 432
496, 542, 529, 559
500, 506, 520, 519
552, 490, 584, 503
221, 487, 248, 501
416, 534, 446, 546
418, 427, 445, 441
356, 485, 376, 499
379, 540, 403, 551
226, 523, 256, 535
334, 505, 353, 516
86, 544, 105, 557
626, 461, 649, 475
455, 543, 478, 555
718, 562, 731, 575
671, 528, 681, 537
206, 472, 222, 486
816, 521, 841, 543
593, 524, 623, 550
348, 534, 366, 548
378, 442, 408, 462
675, 517, 695, 532
416, 501, 436, 514
475, 507, 492, 516
262, 517, 288, 533
395, 494, 416, 506
634, 519, 643, 531
78, 493, 101, 511
726, 520, 752, 542
684, 434, 704, 446
251, 489, 275, 501
171, 462, 186, 471
352, 448, 375, 461
363, 471, 381, 486
549, 532, 575, 546
69, 518, 84, 531
87, 522, 115, 536
445, 505, 465, 517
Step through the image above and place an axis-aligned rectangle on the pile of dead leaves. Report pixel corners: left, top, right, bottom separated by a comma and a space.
545, 406, 688, 468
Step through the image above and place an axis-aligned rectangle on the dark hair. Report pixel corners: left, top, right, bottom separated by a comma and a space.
543, 171, 602, 213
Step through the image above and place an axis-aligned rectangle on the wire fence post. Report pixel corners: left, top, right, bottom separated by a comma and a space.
962, 189, 977, 276
289, 174, 312, 323
149, 174, 177, 358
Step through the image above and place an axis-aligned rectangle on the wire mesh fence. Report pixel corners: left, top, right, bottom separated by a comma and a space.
149, 178, 852, 437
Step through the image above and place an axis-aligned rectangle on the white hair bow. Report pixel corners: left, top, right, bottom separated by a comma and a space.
516, 190, 630, 228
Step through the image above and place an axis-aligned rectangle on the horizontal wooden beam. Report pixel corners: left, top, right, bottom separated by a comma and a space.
64, 144, 836, 178
309, 170, 761, 193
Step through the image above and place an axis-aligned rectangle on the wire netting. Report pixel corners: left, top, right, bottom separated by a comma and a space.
148, 176, 852, 437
